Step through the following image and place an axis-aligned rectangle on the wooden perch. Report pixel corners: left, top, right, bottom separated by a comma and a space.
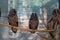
0, 22, 55, 32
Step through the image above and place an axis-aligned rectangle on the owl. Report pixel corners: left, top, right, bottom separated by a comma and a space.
47, 9, 60, 39
8, 9, 18, 33
29, 13, 39, 33
0, 8, 1, 17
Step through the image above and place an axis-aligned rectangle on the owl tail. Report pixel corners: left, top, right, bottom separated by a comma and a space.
11, 27, 17, 33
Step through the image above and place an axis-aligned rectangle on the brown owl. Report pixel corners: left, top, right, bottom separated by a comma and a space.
0, 8, 1, 17
8, 9, 18, 33
29, 13, 39, 33
47, 9, 60, 39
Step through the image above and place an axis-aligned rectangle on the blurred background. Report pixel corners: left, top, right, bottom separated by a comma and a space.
0, 0, 59, 40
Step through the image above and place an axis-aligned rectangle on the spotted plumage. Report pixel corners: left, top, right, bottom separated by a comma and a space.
29, 13, 39, 33
8, 9, 18, 33
47, 9, 60, 40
